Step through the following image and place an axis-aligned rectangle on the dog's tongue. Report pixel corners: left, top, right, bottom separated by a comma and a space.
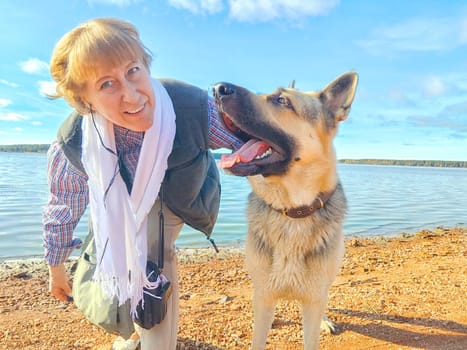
219, 139, 270, 169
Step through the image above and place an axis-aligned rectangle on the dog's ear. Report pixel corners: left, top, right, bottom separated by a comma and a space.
320, 72, 358, 122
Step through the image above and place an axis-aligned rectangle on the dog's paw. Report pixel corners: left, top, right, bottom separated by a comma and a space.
320, 315, 337, 334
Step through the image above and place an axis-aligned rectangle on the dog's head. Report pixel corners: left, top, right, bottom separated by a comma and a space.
213, 72, 358, 178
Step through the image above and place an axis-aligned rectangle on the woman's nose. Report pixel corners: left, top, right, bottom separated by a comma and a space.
121, 80, 139, 102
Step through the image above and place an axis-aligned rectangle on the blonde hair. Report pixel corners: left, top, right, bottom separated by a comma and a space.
49, 17, 152, 114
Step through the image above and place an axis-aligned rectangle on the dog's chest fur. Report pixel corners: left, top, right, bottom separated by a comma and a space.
245, 184, 346, 300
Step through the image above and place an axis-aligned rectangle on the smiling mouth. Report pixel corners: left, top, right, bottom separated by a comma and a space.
125, 104, 145, 115
217, 112, 285, 170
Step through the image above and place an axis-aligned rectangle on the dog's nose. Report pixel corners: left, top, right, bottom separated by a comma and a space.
213, 82, 235, 98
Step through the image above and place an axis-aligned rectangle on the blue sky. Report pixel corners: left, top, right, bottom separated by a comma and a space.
0, 0, 466, 160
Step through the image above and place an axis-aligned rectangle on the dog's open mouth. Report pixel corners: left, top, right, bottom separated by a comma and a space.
213, 81, 293, 177
217, 112, 286, 173
218, 139, 272, 168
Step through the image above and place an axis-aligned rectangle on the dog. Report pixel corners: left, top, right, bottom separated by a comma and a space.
213, 72, 358, 350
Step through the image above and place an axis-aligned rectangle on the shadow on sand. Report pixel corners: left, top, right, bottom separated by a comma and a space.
331, 308, 467, 349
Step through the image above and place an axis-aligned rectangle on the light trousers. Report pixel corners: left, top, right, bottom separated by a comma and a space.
134, 198, 184, 350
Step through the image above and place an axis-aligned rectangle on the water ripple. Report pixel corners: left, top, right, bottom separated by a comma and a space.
1, 154, 466, 258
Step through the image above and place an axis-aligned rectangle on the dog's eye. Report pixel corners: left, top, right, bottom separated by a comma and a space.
276, 96, 290, 106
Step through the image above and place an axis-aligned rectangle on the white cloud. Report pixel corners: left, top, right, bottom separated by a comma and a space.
422, 76, 447, 98
13, 127, 23, 132
167, 0, 338, 21
169, 0, 197, 12
38, 80, 57, 96
0, 112, 28, 121
19, 58, 49, 75
229, 0, 339, 22
357, 16, 467, 54
31, 121, 43, 126
0, 79, 19, 88
410, 103, 467, 134
0, 98, 12, 108
168, 0, 223, 15
203, 0, 223, 13
87, 0, 141, 6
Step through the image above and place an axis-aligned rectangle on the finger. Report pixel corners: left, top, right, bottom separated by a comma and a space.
62, 280, 72, 296
51, 287, 66, 302
50, 286, 72, 302
51, 288, 68, 302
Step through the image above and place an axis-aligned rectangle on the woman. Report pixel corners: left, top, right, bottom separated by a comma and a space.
43, 17, 242, 349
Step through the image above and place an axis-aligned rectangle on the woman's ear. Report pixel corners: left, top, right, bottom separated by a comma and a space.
83, 100, 93, 112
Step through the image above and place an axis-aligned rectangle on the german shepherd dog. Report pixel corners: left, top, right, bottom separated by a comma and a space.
213, 72, 358, 350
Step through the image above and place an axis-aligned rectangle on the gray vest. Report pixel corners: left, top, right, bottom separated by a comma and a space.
56, 79, 220, 240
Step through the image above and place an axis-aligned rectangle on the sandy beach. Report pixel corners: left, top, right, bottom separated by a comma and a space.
0, 226, 466, 349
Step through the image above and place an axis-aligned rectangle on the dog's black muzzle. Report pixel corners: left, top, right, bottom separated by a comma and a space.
213, 82, 236, 100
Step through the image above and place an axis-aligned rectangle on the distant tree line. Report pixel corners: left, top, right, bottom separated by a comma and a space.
339, 159, 467, 168
1, 146, 466, 168
0, 144, 50, 153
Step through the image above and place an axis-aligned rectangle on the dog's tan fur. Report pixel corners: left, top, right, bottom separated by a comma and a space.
214, 72, 358, 350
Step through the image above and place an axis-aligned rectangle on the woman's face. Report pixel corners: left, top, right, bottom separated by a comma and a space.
83, 59, 155, 132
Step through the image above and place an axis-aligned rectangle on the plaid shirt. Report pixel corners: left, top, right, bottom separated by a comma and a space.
43, 98, 242, 265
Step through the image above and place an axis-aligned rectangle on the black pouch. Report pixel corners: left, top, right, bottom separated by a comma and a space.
134, 260, 172, 329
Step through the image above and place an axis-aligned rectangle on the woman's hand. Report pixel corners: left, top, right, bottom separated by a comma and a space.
48, 264, 73, 302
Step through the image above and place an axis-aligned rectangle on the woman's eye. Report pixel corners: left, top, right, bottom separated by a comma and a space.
128, 66, 140, 75
100, 80, 113, 90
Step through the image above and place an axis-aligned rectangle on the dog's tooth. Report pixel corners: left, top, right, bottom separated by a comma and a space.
255, 147, 273, 160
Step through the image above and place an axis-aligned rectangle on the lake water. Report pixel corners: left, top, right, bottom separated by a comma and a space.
0, 152, 466, 260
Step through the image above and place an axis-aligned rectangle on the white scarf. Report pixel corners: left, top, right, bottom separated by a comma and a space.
81, 79, 176, 315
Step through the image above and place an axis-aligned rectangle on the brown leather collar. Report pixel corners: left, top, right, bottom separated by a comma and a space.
269, 188, 336, 219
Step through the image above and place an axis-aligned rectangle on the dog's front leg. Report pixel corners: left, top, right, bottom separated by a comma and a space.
301, 301, 327, 350
250, 291, 276, 350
